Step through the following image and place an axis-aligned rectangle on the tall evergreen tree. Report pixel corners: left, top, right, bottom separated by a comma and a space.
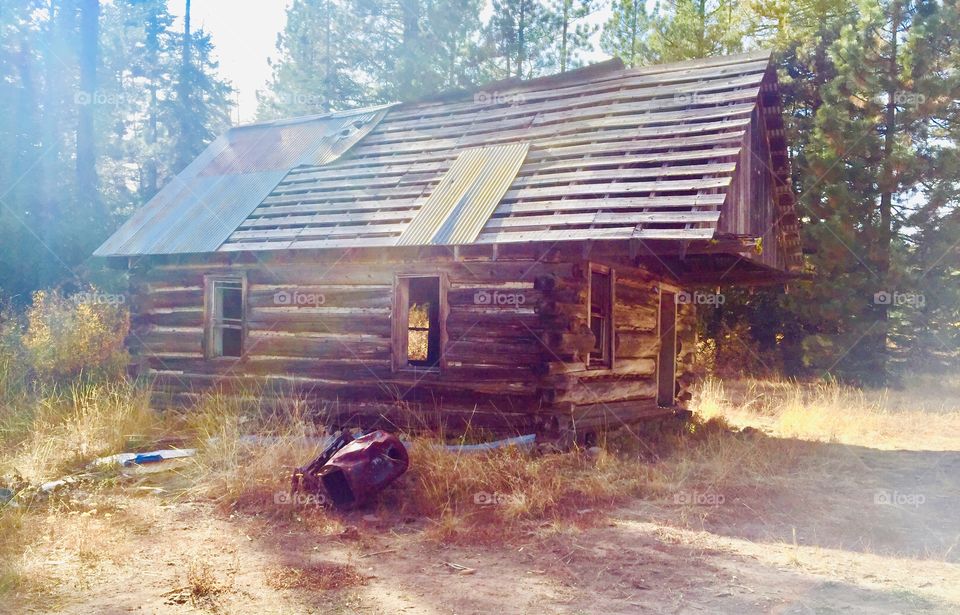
601, 0, 655, 68
258, 0, 369, 118
170, 0, 232, 172
76, 0, 101, 218
647, 0, 746, 62
0, 0, 233, 299
547, 0, 597, 73
485, 0, 556, 79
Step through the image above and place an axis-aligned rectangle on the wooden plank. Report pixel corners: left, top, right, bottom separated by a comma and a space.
493, 195, 726, 216
502, 177, 731, 201
239, 209, 417, 229
507, 162, 737, 189
384, 60, 766, 124
484, 211, 721, 230
364, 100, 757, 147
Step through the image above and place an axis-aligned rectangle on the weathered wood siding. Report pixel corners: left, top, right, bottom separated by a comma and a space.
128, 247, 695, 434
536, 260, 697, 433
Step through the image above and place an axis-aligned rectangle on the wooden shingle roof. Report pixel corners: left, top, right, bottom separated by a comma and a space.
98, 50, 802, 271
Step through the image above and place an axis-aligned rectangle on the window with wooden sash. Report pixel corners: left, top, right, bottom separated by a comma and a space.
206, 278, 244, 358
588, 266, 614, 368
393, 275, 444, 370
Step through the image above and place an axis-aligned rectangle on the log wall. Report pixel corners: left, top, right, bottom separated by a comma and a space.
128, 246, 695, 434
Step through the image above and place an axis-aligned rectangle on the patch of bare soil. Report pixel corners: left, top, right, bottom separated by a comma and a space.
12, 437, 960, 615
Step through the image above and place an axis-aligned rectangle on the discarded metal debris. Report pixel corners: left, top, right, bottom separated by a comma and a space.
290, 430, 409, 509
318, 431, 409, 509
290, 428, 355, 496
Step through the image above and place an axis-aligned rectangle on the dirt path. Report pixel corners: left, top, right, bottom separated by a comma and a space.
13, 435, 959, 615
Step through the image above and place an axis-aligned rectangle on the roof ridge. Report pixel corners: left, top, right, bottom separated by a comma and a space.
230, 102, 398, 132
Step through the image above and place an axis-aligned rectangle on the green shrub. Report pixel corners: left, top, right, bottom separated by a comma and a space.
21, 289, 129, 383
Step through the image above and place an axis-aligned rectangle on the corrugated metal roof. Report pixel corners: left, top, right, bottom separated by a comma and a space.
397, 143, 529, 245
93, 106, 391, 256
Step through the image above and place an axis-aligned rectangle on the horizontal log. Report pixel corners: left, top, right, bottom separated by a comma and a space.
615, 332, 659, 358
133, 309, 203, 328
247, 286, 391, 309
244, 333, 390, 359
549, 378, 658, 405
569, 399, 674, 429
247, 310, 392, 336
133, 289, 202, 312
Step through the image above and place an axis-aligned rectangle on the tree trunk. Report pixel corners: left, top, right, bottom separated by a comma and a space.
560, 0, 570, 73
399, 0, 420, 99
175, 0, 192, 171
875, 0, 902, 381
76, 0, 99, 209
517, 0, 526, 79
143, 5, 160, 199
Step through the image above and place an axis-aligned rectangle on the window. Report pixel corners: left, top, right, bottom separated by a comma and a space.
207, 278, 244, 358
394, 276, 444, 370
657, 289, 678, 407
589, 267, 614, 367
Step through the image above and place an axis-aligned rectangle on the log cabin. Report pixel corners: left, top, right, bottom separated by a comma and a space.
94, 50, 802, 439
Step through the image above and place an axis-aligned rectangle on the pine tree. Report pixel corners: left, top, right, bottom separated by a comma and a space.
647, 0, 746, 63
485, 0, 555, 79
170, 0, 232, 172
258, 0, 369, 118
76, 0, 101, 219
601, 0, 655, 68
547, 0, 597, 73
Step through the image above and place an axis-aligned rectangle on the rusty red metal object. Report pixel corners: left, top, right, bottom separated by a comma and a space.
290, 429, 354, 496
317, 431, 409, 509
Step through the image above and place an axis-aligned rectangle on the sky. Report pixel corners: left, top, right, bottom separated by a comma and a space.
169, 0, 613, 124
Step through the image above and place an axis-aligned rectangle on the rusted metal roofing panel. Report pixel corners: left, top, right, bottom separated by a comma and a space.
93, 107, 390, 256
396, 143, 528, 246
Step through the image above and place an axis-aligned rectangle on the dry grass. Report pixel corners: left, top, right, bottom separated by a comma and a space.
3, 369, 959, 609
1, 380, 160, 484
182, 389, 333, 515
694, 375, 960, 449
401, 441, 657, 540
267, 562, 366, 591
163, 560, 233, 609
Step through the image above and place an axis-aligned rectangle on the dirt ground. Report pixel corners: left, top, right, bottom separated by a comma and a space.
8, 427, 958, 615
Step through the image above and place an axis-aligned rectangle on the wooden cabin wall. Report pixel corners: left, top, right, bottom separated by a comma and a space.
127, 248, 694, 435
130, 249, 566, 432
536, 259, 697, 433
719, 103, 784, 271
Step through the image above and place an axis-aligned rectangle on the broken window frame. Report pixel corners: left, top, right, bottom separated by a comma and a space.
587, 263, 615, 369
204, 275, 246, 359
392, 274, 447, 372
